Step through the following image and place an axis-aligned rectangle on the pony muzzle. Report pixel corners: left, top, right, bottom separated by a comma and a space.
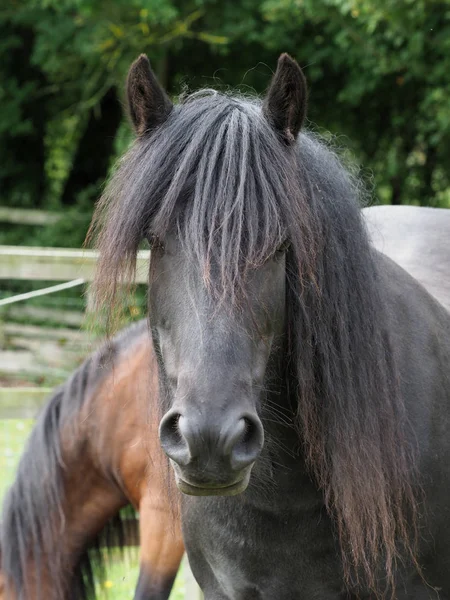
159, 409, 264, 495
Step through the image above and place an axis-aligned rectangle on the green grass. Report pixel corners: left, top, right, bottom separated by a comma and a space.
95, 552, 186, 599
0, 419, 186, 599
0, 418, 34, 498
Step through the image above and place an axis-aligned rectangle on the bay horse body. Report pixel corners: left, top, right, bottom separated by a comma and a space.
91, 53, 450, 599
0, 321, 183, 600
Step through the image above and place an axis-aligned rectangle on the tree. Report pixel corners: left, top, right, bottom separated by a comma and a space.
1, 0, 448, 218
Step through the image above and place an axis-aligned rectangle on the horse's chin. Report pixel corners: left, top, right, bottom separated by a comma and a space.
175, 472, 251, 497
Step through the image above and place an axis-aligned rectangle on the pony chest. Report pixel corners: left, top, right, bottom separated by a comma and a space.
199, 543, 343, 600
183, 497, 343, 599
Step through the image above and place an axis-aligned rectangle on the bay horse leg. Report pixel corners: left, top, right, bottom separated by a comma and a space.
0, 564, 5, 600
134, 492, 184, 600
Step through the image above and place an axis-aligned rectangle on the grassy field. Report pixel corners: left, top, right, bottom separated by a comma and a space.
0, 418, 186, 599
0, 419, 34, 498
95, 555, 186, 599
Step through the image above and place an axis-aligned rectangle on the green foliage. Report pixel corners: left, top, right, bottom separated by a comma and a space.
0, 0, 449, 228
251, 0, 450, 204
0, 0, 228, 215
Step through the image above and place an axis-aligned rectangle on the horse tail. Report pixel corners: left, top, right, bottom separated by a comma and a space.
0, 322, 148, 599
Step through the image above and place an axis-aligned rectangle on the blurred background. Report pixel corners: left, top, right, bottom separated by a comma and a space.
0, 0, 449, 597
2, 0, 449, 235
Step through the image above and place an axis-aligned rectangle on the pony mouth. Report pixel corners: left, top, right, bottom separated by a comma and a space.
176, 474, 250, 496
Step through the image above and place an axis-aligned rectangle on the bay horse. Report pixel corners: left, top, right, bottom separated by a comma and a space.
0, 321, 184, 600
90, 52, 450, 599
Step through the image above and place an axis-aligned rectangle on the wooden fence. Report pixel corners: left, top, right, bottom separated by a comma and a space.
0, 231, 203, 599
0, 245, 150, 282
0, 206, 89, 225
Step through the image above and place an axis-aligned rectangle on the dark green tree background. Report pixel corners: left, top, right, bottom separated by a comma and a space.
1, 0, 449, 247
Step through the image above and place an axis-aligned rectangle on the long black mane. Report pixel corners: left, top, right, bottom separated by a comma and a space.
0, 323, 146, 599
90, 91, 418, 590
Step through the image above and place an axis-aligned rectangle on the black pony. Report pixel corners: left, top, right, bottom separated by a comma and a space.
90, 54, 450, 598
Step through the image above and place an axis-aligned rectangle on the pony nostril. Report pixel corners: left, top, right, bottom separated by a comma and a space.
159, 412, 190, 466
230, 416, 264, 471
163, 413, 182, 444
241, 417, 256, 445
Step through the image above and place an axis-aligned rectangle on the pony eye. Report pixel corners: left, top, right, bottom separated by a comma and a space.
267, 239, 290, 264
148, 234, 165, 252
276, 240, 290, 254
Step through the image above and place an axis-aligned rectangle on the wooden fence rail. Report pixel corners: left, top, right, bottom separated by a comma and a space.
0, 245, 150, 282
0, 206, 88, 226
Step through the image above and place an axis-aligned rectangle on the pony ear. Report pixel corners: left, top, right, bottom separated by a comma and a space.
126, 54, 173, 136
263, 53, 307, 143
